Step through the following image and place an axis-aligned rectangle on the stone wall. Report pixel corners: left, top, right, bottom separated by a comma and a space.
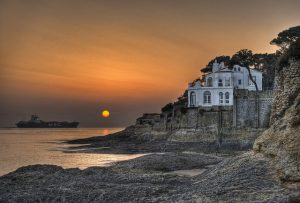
270, 59, 300, 123
135, 89, 273, 142
234, 90, 273, 128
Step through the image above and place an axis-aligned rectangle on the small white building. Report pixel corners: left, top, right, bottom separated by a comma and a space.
187, 61, 263, 108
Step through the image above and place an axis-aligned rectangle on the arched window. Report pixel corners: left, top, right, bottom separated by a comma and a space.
225, 92, 230, 104
203, 91, 211, 104
219, 92, 224, 104
207, 77, 213, 87
190, 92, 196, 106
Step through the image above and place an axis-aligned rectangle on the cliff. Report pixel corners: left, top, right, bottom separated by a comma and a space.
254, 59, 300, 185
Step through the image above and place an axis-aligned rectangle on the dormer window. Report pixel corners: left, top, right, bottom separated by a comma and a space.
238, 67, 241, 71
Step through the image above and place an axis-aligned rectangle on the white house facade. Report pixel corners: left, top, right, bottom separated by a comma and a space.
187, 61, 263, 108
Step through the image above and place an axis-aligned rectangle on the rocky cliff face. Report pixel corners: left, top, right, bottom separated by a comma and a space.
254, 59, 300, 185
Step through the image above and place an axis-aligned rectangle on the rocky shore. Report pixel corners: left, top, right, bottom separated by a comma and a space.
1, 124, 299, 203
63, 125, 253, 156
1, 151, 299, 202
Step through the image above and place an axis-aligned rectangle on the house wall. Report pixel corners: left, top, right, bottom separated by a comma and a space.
188, 63, 263, 108
232, 65, 263, 91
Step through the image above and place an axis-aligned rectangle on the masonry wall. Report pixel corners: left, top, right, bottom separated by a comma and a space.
135, 89, 273, 141
235, 90, 273, 128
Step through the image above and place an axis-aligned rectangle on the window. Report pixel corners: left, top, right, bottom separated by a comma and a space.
203, 91, 211, 104
234, 68, 236, 71
219, 92, 224, 104
218, 79, 223, 87
238, 79, 242, 85
225, 92, 230, 104
238, 67, 240, 71
249, 76, 256, 86
225, 78, 230, 86
207, 77, 213, 87
190, 92, 196, 106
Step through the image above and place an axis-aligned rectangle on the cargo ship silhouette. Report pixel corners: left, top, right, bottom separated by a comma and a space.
16, 115, 79, 128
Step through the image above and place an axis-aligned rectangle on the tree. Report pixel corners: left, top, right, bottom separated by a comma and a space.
276, 37, 300, 69
271, 26, 300, 69
161, 103, 173, 113
288, 37, 300, 59
201, 55, 231, 73
270, 25, 300, 53
231, 49, 258, 91
253, 53, 277, 89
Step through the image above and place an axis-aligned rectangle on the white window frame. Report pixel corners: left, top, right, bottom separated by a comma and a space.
204, 91, 211, 104
225, 92, 230, 104
225, 78, 230, 86
218, 79, 223, 87
207, 77, 213, 87
219, 92, 224, 104
190, 92, 196, 106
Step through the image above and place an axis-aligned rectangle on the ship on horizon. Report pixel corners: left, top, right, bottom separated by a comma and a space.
16, 115, 79, 128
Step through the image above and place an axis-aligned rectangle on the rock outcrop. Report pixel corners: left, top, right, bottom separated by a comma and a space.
254, 59, 300, 185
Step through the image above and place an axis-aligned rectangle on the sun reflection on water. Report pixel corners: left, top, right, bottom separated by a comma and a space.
0, 128, 143, 176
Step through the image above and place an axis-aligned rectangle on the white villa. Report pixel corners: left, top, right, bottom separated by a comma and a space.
187, 60, 263, 108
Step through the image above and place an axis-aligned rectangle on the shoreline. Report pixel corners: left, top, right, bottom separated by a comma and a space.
1, 129, 299, 202
63, 127, 253, 155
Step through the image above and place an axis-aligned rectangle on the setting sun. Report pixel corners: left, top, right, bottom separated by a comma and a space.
101, 110, 110, 118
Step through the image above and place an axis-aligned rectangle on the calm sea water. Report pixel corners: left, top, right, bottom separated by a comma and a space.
0, 128, 142, 176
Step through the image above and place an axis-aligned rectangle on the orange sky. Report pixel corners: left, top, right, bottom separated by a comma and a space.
1, 0, 300, 127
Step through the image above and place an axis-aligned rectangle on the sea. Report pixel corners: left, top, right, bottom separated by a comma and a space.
0, 128, 142, 176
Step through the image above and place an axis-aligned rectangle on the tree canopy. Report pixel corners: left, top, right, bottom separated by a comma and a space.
277, 37, 300, 68
199, 49, 277, 90
230, 49, 254, 67
201, 55, 230, 73
270, 25, 300, 52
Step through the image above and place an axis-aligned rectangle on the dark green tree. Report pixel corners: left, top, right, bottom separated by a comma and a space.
253, 53, 277, 89
271, 26, 300, 69
230, 49, 258, 91
201, 55, 231, 73
270, 25, 300, 53
288, 37, 300, 59
161, 103, 173, 113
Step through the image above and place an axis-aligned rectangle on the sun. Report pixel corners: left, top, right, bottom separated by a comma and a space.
102, 110, 110, 118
